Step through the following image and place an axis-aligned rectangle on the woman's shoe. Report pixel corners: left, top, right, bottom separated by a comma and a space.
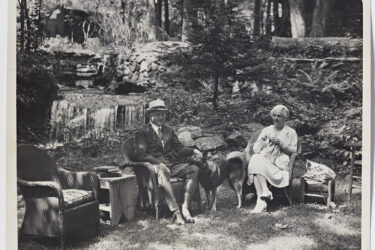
260, 190, 273, 201
251, 199, 267, 213
172, 210, 185, 225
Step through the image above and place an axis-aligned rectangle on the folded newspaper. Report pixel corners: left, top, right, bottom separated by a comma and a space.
303, 160, 336, 183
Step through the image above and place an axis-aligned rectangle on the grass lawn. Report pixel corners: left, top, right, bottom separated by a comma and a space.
18, 175, 361, 250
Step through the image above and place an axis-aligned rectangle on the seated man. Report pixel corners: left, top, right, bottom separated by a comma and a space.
134, 99, 202, 225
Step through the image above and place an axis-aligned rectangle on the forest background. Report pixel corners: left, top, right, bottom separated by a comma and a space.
12, 0, 368, 249
17, 0, 363, 174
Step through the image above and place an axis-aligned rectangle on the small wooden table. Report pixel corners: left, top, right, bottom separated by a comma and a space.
98, 172, 137, 225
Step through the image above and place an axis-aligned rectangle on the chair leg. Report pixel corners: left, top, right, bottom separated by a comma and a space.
155, 205, 159, 221
284, 187, 293, 205
59, 214, 65, 250
327, 179, 335, 208
299, 177, 306, 203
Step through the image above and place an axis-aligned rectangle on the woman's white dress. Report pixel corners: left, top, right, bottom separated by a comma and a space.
248, 125, 298, 188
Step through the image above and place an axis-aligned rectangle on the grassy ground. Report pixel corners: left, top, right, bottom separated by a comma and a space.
18, 175, 361, 250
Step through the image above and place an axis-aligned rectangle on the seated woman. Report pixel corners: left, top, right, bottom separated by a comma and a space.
247, 105, 298, 213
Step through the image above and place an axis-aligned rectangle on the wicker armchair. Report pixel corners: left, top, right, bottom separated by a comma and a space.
17, 144, 100, 248
120, 136, 201, 220
227, 129, 301, 204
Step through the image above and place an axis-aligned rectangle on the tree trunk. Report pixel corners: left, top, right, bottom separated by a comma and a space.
19, 0, 25, 51
270, 36, 362, 50
37, 0, 42, 47
156, 0, 162, 27
164, 0, 169, 34
144, 0, 156, 41
279, 0, 291, 37
273, 0, 281, 35
181, 0, 197, 42
24, 0, 31, 51
120, 0, 126, 23
288, 0, 305, 38
265, 0, 271, 35
253, 0, 261, 36
310, 0, 332, 37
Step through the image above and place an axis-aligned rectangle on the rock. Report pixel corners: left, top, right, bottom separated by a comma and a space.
178, 126, 203, 139
124, 67, 131, 76
139, 71, 149, 82
76, 72, 97, 77
150, 62, 159, 71
136, 54, 146, 64
131, 72, 139, 82
316, 120, 346, 138
140, 60, 148, 72
129, 63, 137, 73
194, 135, 227, 151
158, 65, 167, 72
178, 131, 195, 147
285, 120, 302, 130
238, 123, 264, 140
232, 80, 240, 94
226, 131, 246, 147
75, 79, 93, 88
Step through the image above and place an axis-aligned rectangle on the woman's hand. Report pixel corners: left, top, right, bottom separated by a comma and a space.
269, 136, 280, 146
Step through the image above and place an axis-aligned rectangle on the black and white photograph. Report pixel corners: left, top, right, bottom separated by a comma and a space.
12, 0, 371, 249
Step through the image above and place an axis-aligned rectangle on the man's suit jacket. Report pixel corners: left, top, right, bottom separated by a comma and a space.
134, 123, 194, 166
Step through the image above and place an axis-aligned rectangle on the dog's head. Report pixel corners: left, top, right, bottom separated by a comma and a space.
189, 151, 208, 166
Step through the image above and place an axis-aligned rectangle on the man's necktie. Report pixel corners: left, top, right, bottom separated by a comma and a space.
157, 127, 164, 148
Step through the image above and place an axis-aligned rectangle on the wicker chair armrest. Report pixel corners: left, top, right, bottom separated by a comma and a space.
57, 168, 99, 199
288, 152, 298, 181
17, 178, 63, 201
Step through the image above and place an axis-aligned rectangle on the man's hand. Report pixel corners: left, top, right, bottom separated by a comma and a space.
153, 163, 169, 186
193, 149, 203, 159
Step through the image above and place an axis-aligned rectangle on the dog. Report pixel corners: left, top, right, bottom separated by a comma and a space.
190, 151, 247, 211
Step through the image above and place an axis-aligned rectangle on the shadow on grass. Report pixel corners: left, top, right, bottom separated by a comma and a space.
18, 180, 361, 250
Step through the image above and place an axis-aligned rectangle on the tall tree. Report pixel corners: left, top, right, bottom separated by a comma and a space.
164, 0, 170, 34
181, 0, 197, 41
265, 0, 271, 35
140, 0, 157, 41
17, 0, 42, 51
310, 0, 332, 37
279, 0, 291, 37
273, 0, 281, 35
253, 0, 261, 36
170, 0, 244, 109
288, 0, 305, 37
156, 0, 162, 27
18, 0, 25, 51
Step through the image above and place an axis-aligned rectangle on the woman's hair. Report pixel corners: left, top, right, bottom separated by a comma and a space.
270, 105, 289, 119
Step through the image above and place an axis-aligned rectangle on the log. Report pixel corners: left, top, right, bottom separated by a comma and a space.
271, 37, 362, 50
271, 57, 362, 62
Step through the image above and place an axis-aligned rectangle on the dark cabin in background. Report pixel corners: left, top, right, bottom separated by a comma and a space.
44, 6, 94, 43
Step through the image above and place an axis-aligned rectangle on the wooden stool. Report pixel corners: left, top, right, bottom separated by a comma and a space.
299, 177, 336, 208
98, 172, 137, 225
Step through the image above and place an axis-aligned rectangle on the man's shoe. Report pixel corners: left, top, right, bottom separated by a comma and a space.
181, 206, 195, 223
172, 210, 185, 225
